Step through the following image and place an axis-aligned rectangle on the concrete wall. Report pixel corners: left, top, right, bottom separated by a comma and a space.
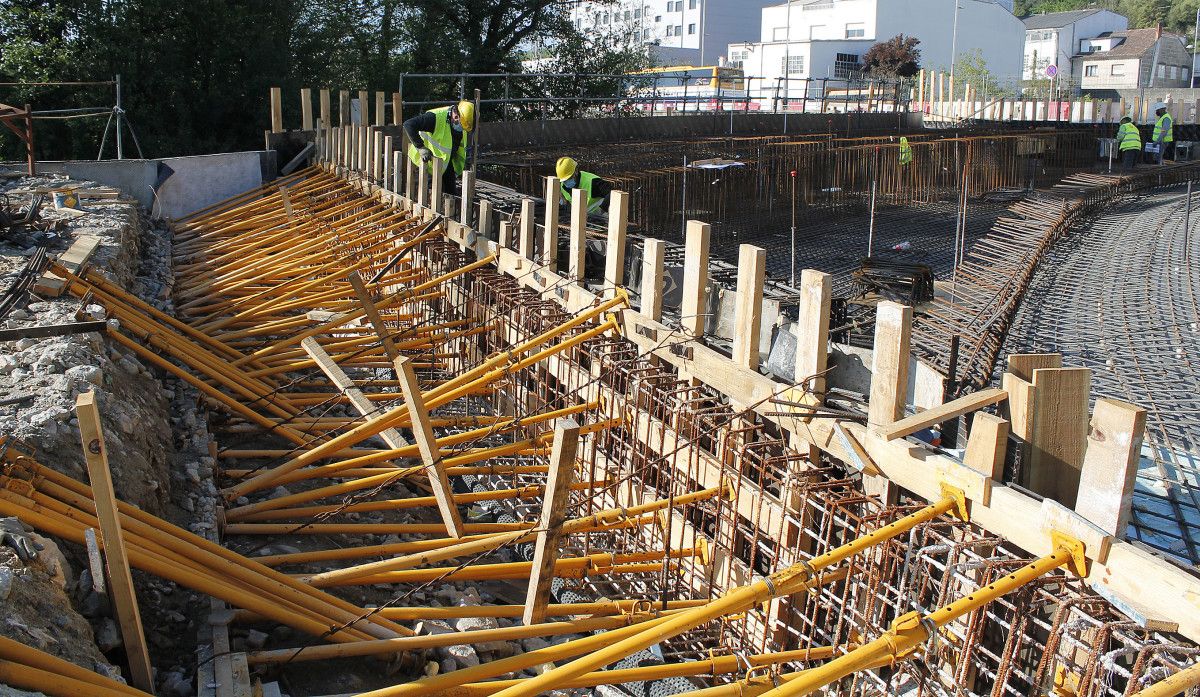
35, 150, 274, 220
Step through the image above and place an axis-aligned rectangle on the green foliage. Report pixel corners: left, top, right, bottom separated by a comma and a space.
863, 35, 922, 77
0, 0, 642, 161
953, 49, 1017, 98
1015, 0, 1197, 32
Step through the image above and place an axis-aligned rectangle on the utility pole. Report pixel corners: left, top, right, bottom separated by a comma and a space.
950, 1, 961, 82
115, 74, 124, 160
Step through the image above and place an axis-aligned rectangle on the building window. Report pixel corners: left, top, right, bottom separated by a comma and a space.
690, 0, 698, 8
644, 28, 651, 38
666, 25, 674, 35
1158, 64, 1166, 78
634, 9, 641, 18
1169, 65, 1178, 78
773, 26, 788, 41
655, 15, 661, 22
1111, 64, 1125, 76
603, 12, 609, 23
624, 10, 630, 21
1185, 68, 1191, 82
781, 55, 805, 74
1084, 65, 1098, 77
845, 22, 865, 38
729, 50, 748, 68
675, 24, 682, 36
834, 52, 860, 78
688, 23, 696, 34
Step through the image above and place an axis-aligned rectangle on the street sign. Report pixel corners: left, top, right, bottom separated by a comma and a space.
1045, 64, 1059, 78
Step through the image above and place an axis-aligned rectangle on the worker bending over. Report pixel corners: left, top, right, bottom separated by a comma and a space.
1152, 102, 1174, 164
556, 157, 612, 216
405, 100, 475, 194
1116, 116, 1141, 172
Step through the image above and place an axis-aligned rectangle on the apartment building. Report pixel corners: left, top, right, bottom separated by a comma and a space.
1022, 9, 1129, 81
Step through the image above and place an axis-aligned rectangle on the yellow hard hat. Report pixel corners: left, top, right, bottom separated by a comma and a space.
556, 157, 577, 181
456, 100, 475, 131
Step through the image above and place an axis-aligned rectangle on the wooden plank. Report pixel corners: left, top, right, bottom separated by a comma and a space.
478, 199, 493, 240
383, 135, 394, 191
523, 418, 580, 625
74, 391, 154, 693
519, 198, 536, 260
375, 91, 386, 127
794, 269, 832, 393
568, 188, 587, 281
393, 151, 403, 194
963, 412, 1008, 480
603, 191, 630, 298
392, 92, 402, 126
269, 87, 283, 133
339, 90, 350, 126
732, 244, 766, 371
1028, 367, 1091, 505
230, 652, 252, 697
358, 90, 368, 124
1075, 398, 1146, 537
416, 158, 429, 210
209, 598, 235, 697
396, 357, 465, 538
1008, 353, 1061, 382
430, 158, 444, 214
681, 221, 710, 337
867, 302, 912, 427
319, 89, 331, 129
498, 220, 513, 249
880, 388, 1007, 441
640, 238, 665, 322
346, 273, 400, 365
300, 88, 313, 130
543, 177, 560, 270
36, 234, 101, 297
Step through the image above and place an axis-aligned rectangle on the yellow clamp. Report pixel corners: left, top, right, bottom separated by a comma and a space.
1050, 530, 1089, 577
940, 482, 970, 522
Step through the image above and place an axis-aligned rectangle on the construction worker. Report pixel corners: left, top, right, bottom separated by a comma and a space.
1116, 116, 1141, 172
556, 157, 612, 216
898, 137, 913, 166
1152, 102, 1174, 164
405, 100, 475, 194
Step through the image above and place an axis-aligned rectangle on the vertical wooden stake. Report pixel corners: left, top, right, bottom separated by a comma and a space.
603, 191, 630, 298
963, 412, 1009, 480
339, 90, 351, 126
392, 92, 403, 126
74, 391, 154, 693
1029, 367, 1092, 505
865, 301, 911, 503
568, 190, 587, 281
732, 244, 766, 371
357, 90, 369, 123
478, 199, 493, 239
1075, 399, 1146, 537
640, 238, 666, 322
375, 91, 386, 127
392, 151, 403, 193
405, 156, 416, 203
383, 135, 394, 190
543, 177, 560, 270
269, 87, 283, 133
320, 89, 331, 129
795, 269, 832, 393
416, 160, 429, 210
522, 418, 580, 626
430, 159, 445, 211
681, 220, 710, 337
499, 221, 514, 249
519, 199, 537, 260
460, 170, 475, 226
300, 88, 313, 130
395, 358, 465, 538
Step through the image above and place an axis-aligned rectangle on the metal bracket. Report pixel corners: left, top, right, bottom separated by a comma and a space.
1050, 530, 1088, 577
939, 482, 970, 522
670, 343, 693, 360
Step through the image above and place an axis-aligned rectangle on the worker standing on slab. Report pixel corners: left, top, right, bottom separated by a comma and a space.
898, 137, 913, 166
1152, 102, 1174, 164
556, 157, 612, 216
405, 100, 475, 193
1116, 116, 1141, 173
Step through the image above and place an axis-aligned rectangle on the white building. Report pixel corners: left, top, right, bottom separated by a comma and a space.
1022, 9, 1129, 81
727, 0, 1024, 103
568, 0, 777, 66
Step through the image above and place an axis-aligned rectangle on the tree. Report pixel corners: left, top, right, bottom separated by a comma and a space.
953, 49, 1015, 98
863, 35, 922, 77
516, 28, 653, 119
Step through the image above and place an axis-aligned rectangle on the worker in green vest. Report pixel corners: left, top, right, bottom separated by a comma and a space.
1116, 116, 1141, 172
1152, 102, 1174, 164
898, 137, 913, 165
556, 157, 612, 216
405, 100, 475, 194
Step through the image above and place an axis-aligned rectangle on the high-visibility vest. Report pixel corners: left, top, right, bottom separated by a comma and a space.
899, 137, 913, 165
561, 171, 604, 213
407, 106, 467, 175
1154, 113, 1174, 144
1116, 122, 1142, 152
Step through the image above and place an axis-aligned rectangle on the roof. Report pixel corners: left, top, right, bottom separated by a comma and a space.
1022, 9, 1101, 29
1084, 27, 1185, 59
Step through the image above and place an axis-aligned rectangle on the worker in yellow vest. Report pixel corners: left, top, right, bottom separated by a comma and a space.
1152, 102, 1174, 164
1116, 116, 1141, 173
556, 157, 612, 216
898, 137, 913, 166
405, 100, 475, 193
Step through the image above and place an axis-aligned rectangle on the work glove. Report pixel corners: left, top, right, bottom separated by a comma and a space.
418, 148, 433, 163
0, 517, 41, 562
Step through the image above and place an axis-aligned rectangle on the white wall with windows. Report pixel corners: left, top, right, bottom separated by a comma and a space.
568, 0, 777, 66
1020, 10, 1128, 81
729, 0, 1023, 105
